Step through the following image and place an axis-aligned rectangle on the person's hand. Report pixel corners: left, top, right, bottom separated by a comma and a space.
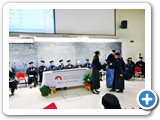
120, 74, 123, 77
44, 67, 46, 70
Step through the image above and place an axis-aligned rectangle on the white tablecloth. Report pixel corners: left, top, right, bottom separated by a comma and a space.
41, 68, 90, 88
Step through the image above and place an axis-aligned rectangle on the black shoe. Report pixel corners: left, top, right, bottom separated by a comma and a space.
92, 90, 99, 94
95, 89, 100, 93
110, 89, 115, 92
116, 90, 123, 93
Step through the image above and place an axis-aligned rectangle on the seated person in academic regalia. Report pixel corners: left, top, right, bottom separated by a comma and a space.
26, 62, 38, 88
9, 63, 17, 95
83, 59, 91, 68
135, 57, 145, 77
38, 60, 47, 83
125, 59, 133, 80
65, 60, 74, 69
75, 61, 83, 68
48, 60, 57, 71
127, 57, 135, 76
57, 59, 65, 70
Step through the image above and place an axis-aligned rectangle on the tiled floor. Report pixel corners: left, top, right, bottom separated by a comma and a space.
9, 79, 145, 109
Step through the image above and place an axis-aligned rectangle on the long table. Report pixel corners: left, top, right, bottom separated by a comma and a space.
41, 68, 90, 88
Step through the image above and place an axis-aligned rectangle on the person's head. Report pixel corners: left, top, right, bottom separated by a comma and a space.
50, 60, 54, 65
67, 60, 71, 64
29, 62, 34, 67
86, 59, 89, 63
114, 52, 120, 59
112, 50, 116, 55
77, 61, 81, 65
102, 93, 121, 109
127, 59, 130, 64
40, 60, 45, 66
59, 59, 63, 64
128, 57, 132, 61
94, 51, 100, 57
139, 57, 143, 61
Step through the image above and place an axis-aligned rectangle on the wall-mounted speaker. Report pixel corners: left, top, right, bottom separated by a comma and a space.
120, 20, 127, 29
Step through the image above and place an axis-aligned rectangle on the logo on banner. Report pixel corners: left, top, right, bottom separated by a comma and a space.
55, 76, 63, 80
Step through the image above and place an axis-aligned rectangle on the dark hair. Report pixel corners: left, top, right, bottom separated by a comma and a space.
102, 93, 121, 109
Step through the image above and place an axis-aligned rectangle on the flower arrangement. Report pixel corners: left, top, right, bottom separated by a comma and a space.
40, 85, 51, 96
50, 86, 56, 96
83, 72, 92, 91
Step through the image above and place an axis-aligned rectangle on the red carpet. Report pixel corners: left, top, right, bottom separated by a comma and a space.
43, 102, 57, 109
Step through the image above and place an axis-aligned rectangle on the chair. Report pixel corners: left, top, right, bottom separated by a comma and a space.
134, 66, 144, 80
16, 72, 27, 87
43, 102, 57, 109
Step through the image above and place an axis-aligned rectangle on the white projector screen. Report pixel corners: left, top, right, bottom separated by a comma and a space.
9, 9, 55, 33
55, 9, 115, 35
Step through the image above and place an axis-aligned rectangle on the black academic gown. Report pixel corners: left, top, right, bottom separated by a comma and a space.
26, 67, 38, 84
39, 66, 47, 83
9, 68, 17, 94
125, 63, 132, 80
111, 58, 125, 90
107, 53, 115, 69
136, 61, 145, 76
75, 64, 83, 68
83, 63, 91, 68
130, 61, 135, 75
57, 64, 65, 70
65, 64, 74, 69
48, 65, 57, 71
91, 57, 103, 89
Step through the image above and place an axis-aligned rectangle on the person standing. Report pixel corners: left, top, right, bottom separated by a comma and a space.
26, 62, 38, 88
106, 50, 116, 87
110, 52, 125, 93
91, 51, 103, 94
9, 63, 17, 95
38, 60, 47, 83
48, 60, 57, 71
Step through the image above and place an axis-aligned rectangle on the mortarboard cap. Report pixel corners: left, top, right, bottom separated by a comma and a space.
41, 60, 45, 63
86, 59, 89, 61
94, 51, 100, 55
50, 60, 54, 63
112, 50, 116, 52
29, 62, 34, 64
59, 59, 63, 63
115, 52, 120, 56
139, 57, 143, 59
67, 60, 71, 62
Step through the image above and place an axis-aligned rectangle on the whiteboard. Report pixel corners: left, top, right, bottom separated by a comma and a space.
55, 9, 115, 35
